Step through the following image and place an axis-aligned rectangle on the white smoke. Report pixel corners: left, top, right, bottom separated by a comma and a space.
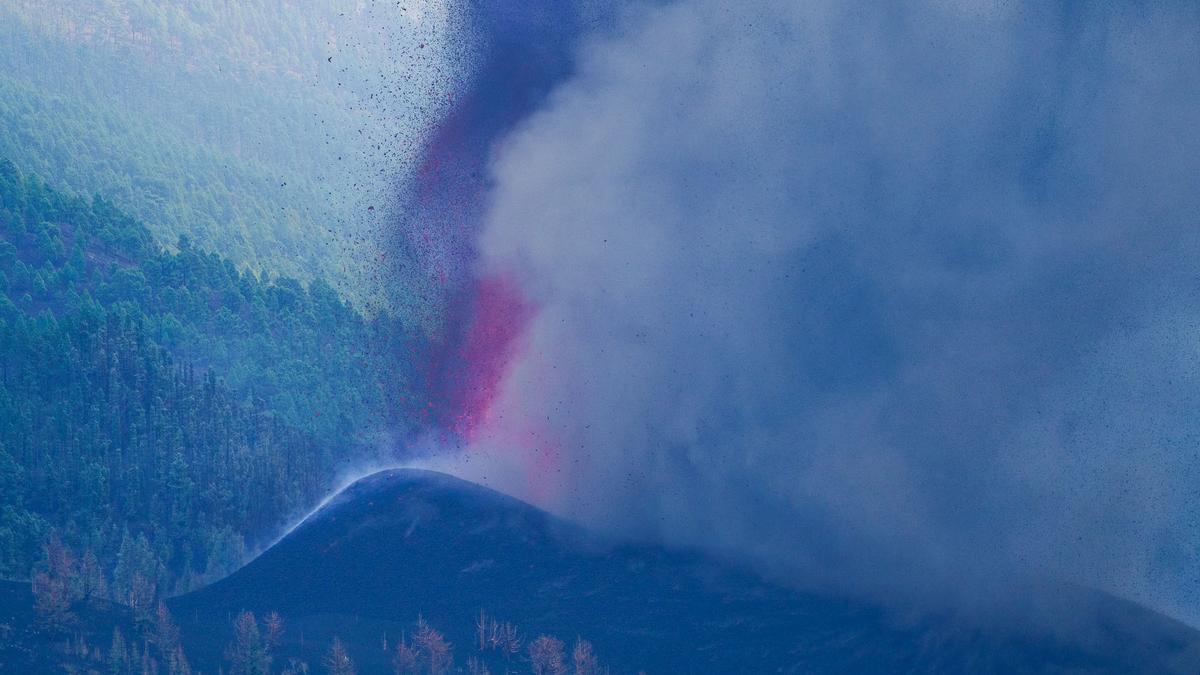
469, 0, 1200, 621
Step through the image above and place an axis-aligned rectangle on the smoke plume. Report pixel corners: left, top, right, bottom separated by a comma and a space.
454, 0, 1200, 621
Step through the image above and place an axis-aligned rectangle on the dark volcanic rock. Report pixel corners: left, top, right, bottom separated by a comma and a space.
170, 469, 1200, 673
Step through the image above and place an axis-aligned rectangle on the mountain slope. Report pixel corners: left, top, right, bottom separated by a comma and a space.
0, 0, 436, 295
0, 581, 136, 673
172, 468, 1200, 674
0, 162, 419, 593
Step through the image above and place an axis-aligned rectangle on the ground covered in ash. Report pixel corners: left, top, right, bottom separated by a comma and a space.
159, 469, 1200, 674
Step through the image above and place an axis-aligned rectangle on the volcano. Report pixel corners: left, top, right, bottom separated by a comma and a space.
168, 469, 1200, 673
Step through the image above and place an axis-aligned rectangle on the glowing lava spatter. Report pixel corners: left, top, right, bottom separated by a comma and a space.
426, 273, 531, 443
392, 2, 612, 491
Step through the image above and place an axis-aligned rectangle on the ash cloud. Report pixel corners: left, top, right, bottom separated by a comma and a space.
466, 1, 1200, 620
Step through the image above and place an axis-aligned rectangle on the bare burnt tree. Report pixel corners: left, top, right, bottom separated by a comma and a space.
323, 637, 356, 675
486, 617, 523, 661
227, 610, 270, 675
572, 638, 600, 675
413, 615, 453, 675
529, 635, 567, 675
264, 611, 284, 652
475, 609, 488, 652
392, 633, 417, 675
467, 655, 492, 675
31, 534, 79, 630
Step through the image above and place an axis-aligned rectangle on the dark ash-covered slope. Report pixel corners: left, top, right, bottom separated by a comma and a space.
171, 469, 1200, 673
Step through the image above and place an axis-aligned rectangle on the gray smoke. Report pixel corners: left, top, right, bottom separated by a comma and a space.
469, 0, 1200, 621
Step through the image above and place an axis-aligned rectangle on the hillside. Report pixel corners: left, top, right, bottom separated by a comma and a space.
169, 469, 1200, 673
0, 580, 136, 673
0, 0, 442, 296
0, 161, 421, 598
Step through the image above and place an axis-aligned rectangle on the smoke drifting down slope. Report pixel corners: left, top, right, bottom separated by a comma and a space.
400, 0, 1200, 623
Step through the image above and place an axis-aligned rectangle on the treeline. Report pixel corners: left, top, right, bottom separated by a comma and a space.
0, 160, 418, 593
27, 535, 194, 673
27, 542, 618, 675
294, 608, 610, 675
21, 527, 621, 674
225, 608, 612, 675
